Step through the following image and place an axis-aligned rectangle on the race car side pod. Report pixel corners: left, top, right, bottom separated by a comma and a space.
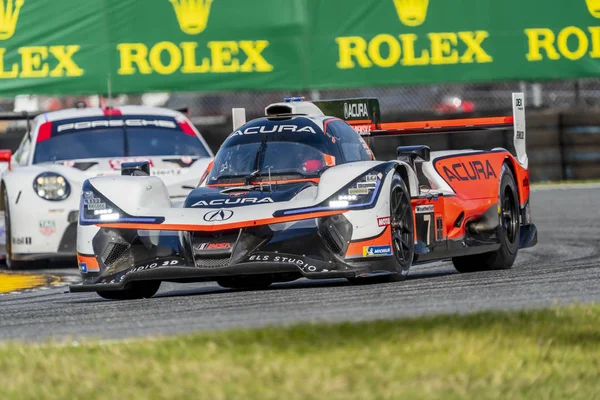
350, 93, 528, 169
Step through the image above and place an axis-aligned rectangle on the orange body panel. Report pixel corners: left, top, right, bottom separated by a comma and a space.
77, 253, 100, 272
345, 225, 392, 258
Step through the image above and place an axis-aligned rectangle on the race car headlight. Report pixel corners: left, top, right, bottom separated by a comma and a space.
81, 189, 122, 222
79, 180, 165, 225
33, 172, 70, 201
327, 171, 381, 208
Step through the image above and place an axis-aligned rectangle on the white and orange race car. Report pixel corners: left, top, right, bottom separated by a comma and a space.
70, 93, 537, 300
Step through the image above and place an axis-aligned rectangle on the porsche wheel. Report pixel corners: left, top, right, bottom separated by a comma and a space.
348, 174, 414, 284
452, 166, 520, 273
96, 281, 161, 300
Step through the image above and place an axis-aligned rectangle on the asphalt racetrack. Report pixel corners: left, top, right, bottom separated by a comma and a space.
1, 185, 599, 341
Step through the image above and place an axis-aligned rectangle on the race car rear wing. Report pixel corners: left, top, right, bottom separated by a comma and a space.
233, 93, 527, 168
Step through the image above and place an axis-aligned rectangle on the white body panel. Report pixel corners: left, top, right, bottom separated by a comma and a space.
76, 161, 416, 257
1, 105, 213, 260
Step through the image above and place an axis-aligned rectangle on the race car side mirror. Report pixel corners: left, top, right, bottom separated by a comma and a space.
397, 145, 430, 174
121, 161, 151, 176
397, 145, 430, 162
0, 149, 12, 171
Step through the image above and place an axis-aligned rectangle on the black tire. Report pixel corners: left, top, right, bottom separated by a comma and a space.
348, 174, 414, 284
217, 276, 273, 290
96, 281, 161, 300
3, 189, 47, 270
452, 166, 520, 273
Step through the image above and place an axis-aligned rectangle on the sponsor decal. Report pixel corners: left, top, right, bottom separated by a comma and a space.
12, 237, 31, 245
57, 119, 176, 133
232, 125, 316, 136
0, 0, 24, 40
393, 0, 429, 27
363, 245, 392, 257
192, 197, 274, 207
78, 262, 88, 273
169, 0, 213, 35
152, 169, 183, 176
348, 187, 370, 195
48, 208, 65, 214
248, 253, 319, 272
195, 242, 231, 251
352, 125, 372, 136
377, 216, 391, 227
442, 160, 497, 182
415, 205, 434, 214
343, 102, 369, 119
109, 158, 155, 170
228, 191, 248, 197
203, 209, 234, 222
127, 259, 180, 274
39, 220, 56, 236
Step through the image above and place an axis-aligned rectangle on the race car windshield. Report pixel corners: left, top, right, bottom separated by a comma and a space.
32, 116, 211, 164
208, 141, 331, 184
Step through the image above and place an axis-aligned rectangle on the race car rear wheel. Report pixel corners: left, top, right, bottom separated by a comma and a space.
3, 189, 47, 270
348, 174, 414, 284
452, 166, 520, 273
96, 281, 161, 300
217, 276, 273, 290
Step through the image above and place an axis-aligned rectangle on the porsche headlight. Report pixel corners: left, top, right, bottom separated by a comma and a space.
33, 172, 70, 201
327, 171, 381, 208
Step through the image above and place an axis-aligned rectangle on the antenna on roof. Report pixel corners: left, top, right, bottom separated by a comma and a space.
106, 73, 113, 108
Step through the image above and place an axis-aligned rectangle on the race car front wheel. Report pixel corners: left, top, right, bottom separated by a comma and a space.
348, 174, 414, 284
96, 281, 161, 300
452, 165, 520, 273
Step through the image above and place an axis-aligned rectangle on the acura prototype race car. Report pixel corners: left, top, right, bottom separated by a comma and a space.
0, 105, 213, 268
70, 94, 537, 300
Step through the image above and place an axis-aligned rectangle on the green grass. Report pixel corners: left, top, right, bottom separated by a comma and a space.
1, 305, 599, 400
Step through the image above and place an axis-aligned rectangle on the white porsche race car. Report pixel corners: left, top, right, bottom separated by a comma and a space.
0, 106, 213, 268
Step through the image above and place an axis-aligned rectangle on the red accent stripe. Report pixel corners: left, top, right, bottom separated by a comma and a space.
36, 121, 52, 142
96, 210, 346, 232
178, 121, 197, 137
378, 116, 514, 132
103, 108, 121, 116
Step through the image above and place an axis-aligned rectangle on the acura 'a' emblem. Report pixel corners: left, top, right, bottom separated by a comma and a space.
203, 209, 234, 222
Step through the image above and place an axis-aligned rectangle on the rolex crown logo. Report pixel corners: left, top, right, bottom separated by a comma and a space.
393, 0, 429, 27
0, 0, 24, 40
586, 0, 600, 18
169, 0, 213, 35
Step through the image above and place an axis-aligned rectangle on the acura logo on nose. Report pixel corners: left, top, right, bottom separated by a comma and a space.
203, 209, 234, 222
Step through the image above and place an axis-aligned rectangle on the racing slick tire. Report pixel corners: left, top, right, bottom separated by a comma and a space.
3, 189, 47, 270
217, 275, 273, 290
348, 174, 414, 284
452, 166, 520, 273
96, 281, 161, 300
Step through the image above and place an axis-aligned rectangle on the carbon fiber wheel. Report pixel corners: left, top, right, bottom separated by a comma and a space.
348, 174, 414, 284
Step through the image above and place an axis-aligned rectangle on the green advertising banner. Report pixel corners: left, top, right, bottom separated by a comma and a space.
0, 0, 600, 96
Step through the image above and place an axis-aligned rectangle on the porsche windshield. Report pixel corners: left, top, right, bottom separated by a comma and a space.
207, 119, 340, 184
33, 115, 211, 164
